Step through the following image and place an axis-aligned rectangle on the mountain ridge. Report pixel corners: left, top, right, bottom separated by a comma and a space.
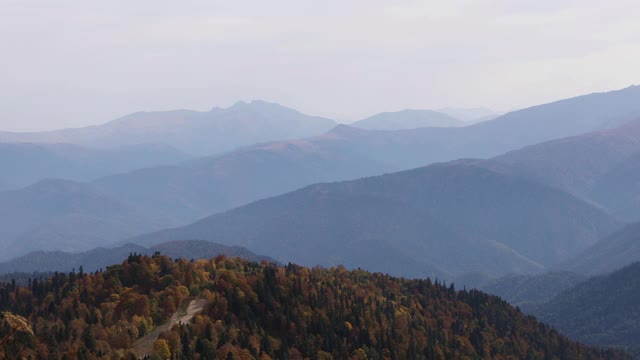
88, 85, 640, 225
0, 240, 276, 275
0, 101, 337, 155
128, 159, 620, 279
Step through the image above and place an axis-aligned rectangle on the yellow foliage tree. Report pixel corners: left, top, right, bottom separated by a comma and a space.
153, 338, 171, 359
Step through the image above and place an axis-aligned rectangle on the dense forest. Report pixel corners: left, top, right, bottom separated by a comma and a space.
0, 254, 628, 359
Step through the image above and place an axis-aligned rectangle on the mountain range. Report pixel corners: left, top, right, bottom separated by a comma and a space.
3, 86, 640, 279
0, 101, 337, 155
85, 85, 640, 225
129, 159, 620, 279
2, 86, 640, 356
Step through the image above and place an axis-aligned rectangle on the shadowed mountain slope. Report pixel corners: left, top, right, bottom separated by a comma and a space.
3, 87, 638, 260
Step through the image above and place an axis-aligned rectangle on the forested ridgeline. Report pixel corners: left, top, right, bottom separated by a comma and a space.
0, 254, 628, 359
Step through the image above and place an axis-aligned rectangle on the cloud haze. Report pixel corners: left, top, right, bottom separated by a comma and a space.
1, 0, 639, 130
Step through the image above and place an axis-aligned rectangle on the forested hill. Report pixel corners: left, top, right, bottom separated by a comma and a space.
0, 255, 628, 359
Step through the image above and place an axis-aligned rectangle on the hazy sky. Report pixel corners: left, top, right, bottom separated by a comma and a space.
1, 0, 639, 131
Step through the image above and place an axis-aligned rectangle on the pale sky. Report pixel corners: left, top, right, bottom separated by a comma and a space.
1, 0, 639, 131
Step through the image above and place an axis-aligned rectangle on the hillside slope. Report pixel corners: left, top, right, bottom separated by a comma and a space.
0, 255, 627, 359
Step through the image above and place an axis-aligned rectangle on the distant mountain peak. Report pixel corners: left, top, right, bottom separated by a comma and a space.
249, 99, 278, 106
437, 107, 499, 123
227, 99, 287, 110
228, 100, 249, 108
327, 123, 369, 136
351, 109, 463, 130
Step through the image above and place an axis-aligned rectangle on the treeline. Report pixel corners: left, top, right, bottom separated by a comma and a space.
0, 254, 629, 359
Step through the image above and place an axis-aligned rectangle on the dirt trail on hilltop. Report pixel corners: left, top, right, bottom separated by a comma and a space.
133, 299, 207, 357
